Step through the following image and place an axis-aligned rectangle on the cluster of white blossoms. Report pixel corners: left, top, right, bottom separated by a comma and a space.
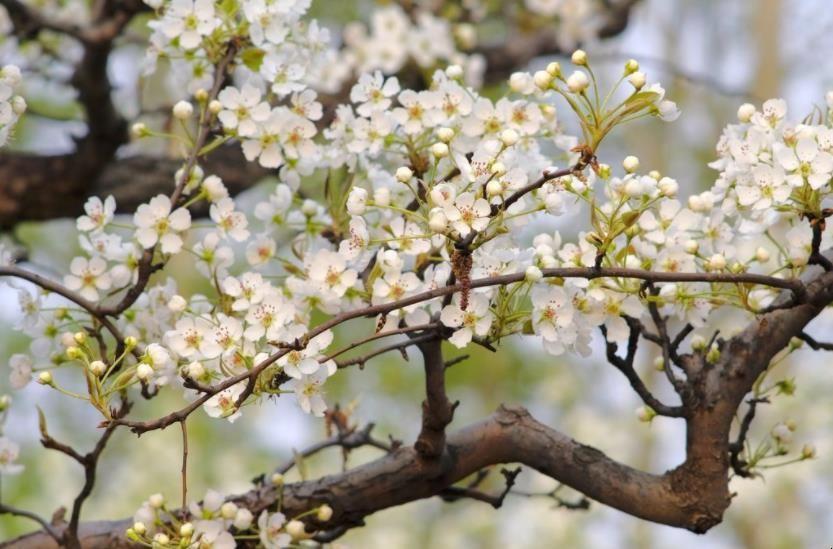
128, 487, 333, 548
3, 0, 833, 461
0, 64, 25, 147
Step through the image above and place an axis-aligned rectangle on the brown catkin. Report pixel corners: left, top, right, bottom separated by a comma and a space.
452, 250, 473, 311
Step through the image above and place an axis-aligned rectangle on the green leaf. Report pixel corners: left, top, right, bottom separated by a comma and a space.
240, 47, 266, 72
36, 406, 48, 439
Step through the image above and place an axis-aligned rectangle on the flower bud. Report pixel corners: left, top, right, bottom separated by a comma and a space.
596, 163, 611, 179
508, 72, 531, 93
286, 520, 306, 539
0, 395, 10, 412
658, 177, 678, 197
635, 405, 656, 423
566, 71, 589, 93
194, 89, 208, 102
445, 64, 463, 79
771, 423, 793, 443
172, 100, 193, 120
691, 335, 707, 351
234, 508, 254, 530
66, 346, 83, 360
500, 129, 519, 146
131, 122, 149, 138
737, 103, 756, 123
74, 331, 87, 344
683, 240, 698, 254
149, 493, 165, 509
89, 360, 106, 376
301, 199, 318, 216
627, 71, 646, 90
428, 209, 448, 232
622, 155, 639, 173
271, 472, 284, 485
546, 61, 561, 77
136, 363, 154, 382
485, 180, 503, 197
208, 100, 222, 114
436, 127, 455, 143
125, 336, 138, 349
37, 371, 53, 385
220, 501, 238, 519
533, 70, 552, 90
525, 265, 543, 282
571, 49, 587, 65
133, 522, 147, 535
454, 23, 477, 49
801, 444, 817, 459
395, 166, 413, 182
754, 247, 770, 262
706, 343, 721, 364
180, 522, 194, 537
490, 161, 506, 176
789, 336, 804, 350
167, 295, 187, 313
11, 96, 26, 115
430, 142, 449, 158
346, 187, 368, 216
152, 533, 170, 546
317, 504, 333, 522
623, 178, 643, 198
707, 253, 726, 271
624, 59, 639, 75
653, 356, 665, 371
61, 332, 76, 348
186, 361, 205, 380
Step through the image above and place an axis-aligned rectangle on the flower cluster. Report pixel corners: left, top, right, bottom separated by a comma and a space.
0, 64, 25, 147
128, 486, 332, 548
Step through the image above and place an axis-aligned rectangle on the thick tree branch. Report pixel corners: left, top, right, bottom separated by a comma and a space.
415, 337, 457, 459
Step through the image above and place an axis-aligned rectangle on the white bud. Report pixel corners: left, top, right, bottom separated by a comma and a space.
658, 177, 678, 197
546, 61, 561, 77
220, 501, 238, 519
270, 473, 284, 485
624, 59, 639, 75
208, 100, 222, 114
571, 49, 588, 65
622, 155, 640, 173
485, 180, 503, 197
373, 187, 390, 207
540, 254, 557, 268
430, 142, 449, 158
186, 361, 205, 379
500, 129, 519, 146
234, 508, 254, 530
61, 332, 76, 348
317, 504, 333, 522
153, 533, 170, 545
623, 178, 643, 197
301, 199, 318, 216
684, 240, 699, 254
167, 295, 187, 312
37, 371, 53, 385
533, 70, 553, 90
771, 423, 793, 443
1, 65, 22, 85
436, 127, 455, 143
179, 523, 194, 537
133, 522, 147, 535
737, 103, 756, 123
627, 71, 646, 90
454, 23, 477, 49
346, 187, 368, 216
395, 166, 413, 182
490, 161, 506, 176
801, 444, 817, 459
566, 71, 589, 93
508, 72, 532, 93
89, 360, 106, 376
525, 265, 543, 282
286, 520, 306, 539
445, 64, 464, 79
148, 493, 165, 509
131, 122, 149, 138
172, 100, 193, 120
428, 209, 448, 232
11, 96, 26, 115
755, 247, 770, 262
707, 253, 726, 271
136, 363, 154, 382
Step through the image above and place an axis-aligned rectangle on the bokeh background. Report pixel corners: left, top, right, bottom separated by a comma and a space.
2, 0, 833, 547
